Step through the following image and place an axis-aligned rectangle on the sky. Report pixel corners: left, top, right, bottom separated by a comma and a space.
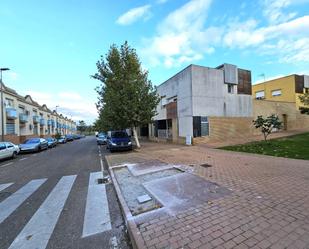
0, 0, 308, 124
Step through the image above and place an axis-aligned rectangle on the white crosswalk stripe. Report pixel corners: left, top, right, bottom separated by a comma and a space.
82, 171, 112, 238
0, 171, 112, 249
0, 183, 13, 192
8, 175, 76, 249
0, 179, 47, 224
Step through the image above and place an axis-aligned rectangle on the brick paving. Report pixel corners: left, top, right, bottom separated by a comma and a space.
107, 142, 309, 249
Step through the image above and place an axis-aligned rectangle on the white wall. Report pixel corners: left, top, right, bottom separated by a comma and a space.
191, 65, 252, 117
155, 66, 193, 137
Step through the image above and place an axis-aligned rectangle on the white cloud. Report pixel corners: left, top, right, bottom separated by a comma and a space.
24, 91, 96, 124
261, 0, 295, 24
116, 5, 151, 25
141, 0, 215, 68
222, 15, 309, 66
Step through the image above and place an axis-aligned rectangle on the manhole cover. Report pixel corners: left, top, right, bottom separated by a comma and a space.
200, 163, 212, 168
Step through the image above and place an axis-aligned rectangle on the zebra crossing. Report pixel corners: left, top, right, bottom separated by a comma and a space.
0, 171, 112, 249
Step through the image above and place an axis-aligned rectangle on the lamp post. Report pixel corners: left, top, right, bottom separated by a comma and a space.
55, 105, 59, 135
0, 68, 10, 142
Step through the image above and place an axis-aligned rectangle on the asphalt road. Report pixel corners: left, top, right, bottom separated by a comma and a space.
0, 136, 131, 249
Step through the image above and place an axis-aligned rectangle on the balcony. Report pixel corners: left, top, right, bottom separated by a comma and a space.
19, 113, 29, 123
33, 115, 40, 124
40, 118, 46, 126
6, 107, 18, 120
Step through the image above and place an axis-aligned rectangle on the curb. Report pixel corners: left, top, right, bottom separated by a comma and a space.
105, 156, 147, 249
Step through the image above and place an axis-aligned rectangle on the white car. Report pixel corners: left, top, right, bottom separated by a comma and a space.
0, 142, 20, 160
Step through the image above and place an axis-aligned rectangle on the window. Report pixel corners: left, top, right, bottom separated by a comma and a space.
0, 143, 6, 150
201, 117, 209, 136
6, 123, 15, 134
272, 89, 282, 97
5, 98, 14, 107
227, 84, 234, 94
304, 88, 309, 94
255, 91, 265, 99
193, 116, 209, 137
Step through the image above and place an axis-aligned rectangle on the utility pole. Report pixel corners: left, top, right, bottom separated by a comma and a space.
0, 68, 10, 141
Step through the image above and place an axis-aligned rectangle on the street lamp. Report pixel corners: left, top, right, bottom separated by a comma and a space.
0, 68, 10, 142
55, 105, 59, 135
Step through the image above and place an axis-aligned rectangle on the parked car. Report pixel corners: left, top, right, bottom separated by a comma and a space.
106, 130, 132, 152
73, 134, 81, 140
46, 137, 57, 148
65, 134, 74, 142
0, 142, 20, 160
97, 134, 107, 145
57, 135, 67, 144
19, 138, 48, 152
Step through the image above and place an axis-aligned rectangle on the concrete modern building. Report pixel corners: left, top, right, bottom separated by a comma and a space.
0, 82, 77, 144
148, 63, 253, 144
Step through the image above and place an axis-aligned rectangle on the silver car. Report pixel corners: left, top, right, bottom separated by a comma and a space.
0, 142, 20, 160
19, 138, 48, 152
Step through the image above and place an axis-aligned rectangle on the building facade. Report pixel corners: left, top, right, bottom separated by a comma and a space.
252, 74, 309, 109
0, 82, 77, 144
149, 63, 253, 144
252, 74, 309, 131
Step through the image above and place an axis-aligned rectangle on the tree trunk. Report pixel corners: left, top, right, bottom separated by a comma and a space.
133, 127, 141, 149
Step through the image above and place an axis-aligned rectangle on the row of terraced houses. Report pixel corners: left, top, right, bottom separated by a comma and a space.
0, 82, 77, 144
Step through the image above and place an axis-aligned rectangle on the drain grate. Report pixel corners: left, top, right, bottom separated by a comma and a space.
97, 176, 109, 184
200, 163, 212, 168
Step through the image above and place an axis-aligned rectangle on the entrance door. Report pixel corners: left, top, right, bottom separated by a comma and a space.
282, 114, 287, 130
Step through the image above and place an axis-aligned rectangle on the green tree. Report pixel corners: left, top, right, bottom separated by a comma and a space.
77, 120, 86, 134
299, 92, 309, 106
253, 115, 282, 141
93, 41, 160, 148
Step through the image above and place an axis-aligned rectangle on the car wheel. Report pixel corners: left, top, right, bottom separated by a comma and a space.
38, 146, 41, 152
12, 151, 18, 159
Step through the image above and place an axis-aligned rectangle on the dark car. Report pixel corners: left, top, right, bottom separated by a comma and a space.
73, 134, 81, 140
46, 137, 57, 148
65, 134, 74, 142
97, 134, 107, 145
19, 138, 48, 152
106, 130, 132, 152
57, 135, 67, 144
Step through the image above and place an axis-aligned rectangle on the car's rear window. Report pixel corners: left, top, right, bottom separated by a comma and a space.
111, 131, 128, 138
25, 138, 40, 144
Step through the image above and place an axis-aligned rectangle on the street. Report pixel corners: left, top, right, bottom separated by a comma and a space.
0, 136, 131, 249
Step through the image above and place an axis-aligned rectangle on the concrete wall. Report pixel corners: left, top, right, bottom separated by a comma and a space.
155, 66, 193, 137
253, 100, 309, 130
191, 65, 252, 117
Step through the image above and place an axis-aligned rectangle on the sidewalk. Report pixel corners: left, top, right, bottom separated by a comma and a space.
106, 142, 309, 249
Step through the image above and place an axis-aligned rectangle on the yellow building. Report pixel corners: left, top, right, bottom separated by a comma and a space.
252, 74, 309, 109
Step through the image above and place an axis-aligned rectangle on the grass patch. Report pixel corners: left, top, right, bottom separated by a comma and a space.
221, 132, 309, 160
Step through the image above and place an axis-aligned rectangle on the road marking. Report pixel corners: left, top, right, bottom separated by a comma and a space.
0, 182, 13, 192
0, 162, 13, 168
0, 179, 47, 223
82, 171, 111, 238
8, 175, 76, 249
110, 236, 118, 249
19, 158, 28, 161
32, 154, 37, 157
